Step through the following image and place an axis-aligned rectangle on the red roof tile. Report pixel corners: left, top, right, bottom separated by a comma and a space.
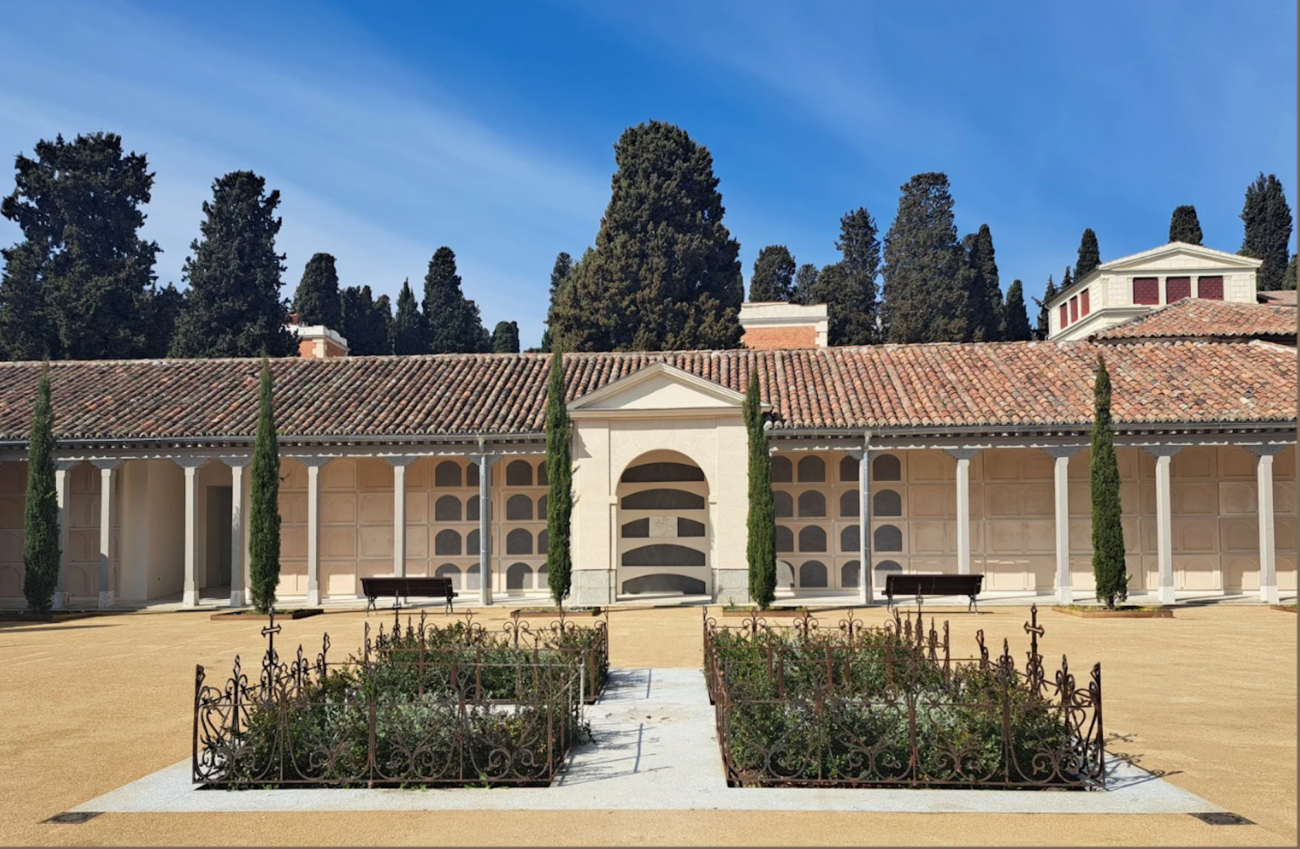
1258, 290, 1298, 306
0, 341, 1292, 445
1093, 298, 1296, 341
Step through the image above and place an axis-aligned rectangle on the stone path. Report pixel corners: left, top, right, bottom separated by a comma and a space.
72, 669, 1223, 815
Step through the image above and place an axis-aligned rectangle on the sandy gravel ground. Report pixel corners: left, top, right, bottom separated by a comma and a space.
1, 603, 1294, 846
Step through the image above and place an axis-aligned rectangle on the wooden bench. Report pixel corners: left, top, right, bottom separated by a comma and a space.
361, 576, 458, 615
884, 573, 984, 612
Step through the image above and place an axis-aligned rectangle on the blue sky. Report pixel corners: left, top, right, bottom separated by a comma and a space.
0, 0, 1295, 349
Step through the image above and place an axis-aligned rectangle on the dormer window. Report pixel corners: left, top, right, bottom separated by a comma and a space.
1133, 277, 1159, 305
1197, 276, 1223, 299
1166, 277, 1190, 301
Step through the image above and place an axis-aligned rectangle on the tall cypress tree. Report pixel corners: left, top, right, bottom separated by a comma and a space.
248, 357, 281, 613
881, 173, 969, 343
22, 363, 59, 613
1090, 356, 1128, 609
748, 245, 797, 302
791, 263, 820, 306
146, 283, 184, 358
1033, 275, 1057, 341
340, 285, 392, 355
422, 247, 489, 353
1241, 173, 1294, 290
1075, 228, 1101, 281
962, 224, 1004, 342
551, 121, 743, 351
1283, 254, 1297, 291
491, 320, 520, 353
391, 279, 425, 355
170, 171, 293, 358
1168, 205, 1203, 245
544, 351, 573, 607
1001, 279, 1033, 342
814, 208, 880, 345
1061, 266, 1073, 294
292, 253, 343, 328
0, 132, 159, 360
744, 372, 776, 609
540, 251, 573, 353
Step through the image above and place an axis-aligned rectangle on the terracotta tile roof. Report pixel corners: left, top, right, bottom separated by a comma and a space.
0, 341, 1292, 445
1258, 290, 1298, 306
1092, 298, 1297, 342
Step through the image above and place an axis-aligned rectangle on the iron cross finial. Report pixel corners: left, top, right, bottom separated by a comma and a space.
262, 608, 282, 653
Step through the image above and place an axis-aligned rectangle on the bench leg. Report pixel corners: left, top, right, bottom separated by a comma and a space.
969, 594, 978, 613
365, 597, 375, 616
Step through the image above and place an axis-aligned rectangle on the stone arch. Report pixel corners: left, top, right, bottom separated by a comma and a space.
466, 496, 480, 522
506, 528, 533, 555
839, 455, 859, 482
434, 529, 462, 556
841, 560, 860, 588
874, 524, 903, 552
799, 560, 828, 588
840, 490, 859, 518
775, 526, 794, 553
538, 529, 548, 554
507, 562, 533, 590
774, 491, 794, 518
435, 563, 461, 587
873, 454, 901, 482
771, 455, 793, 483
505, 460, 533, 487
873, 489, 902, 517
797, 455, 825, 483
435, 461, 463, 488
797, 491, 826, 517
466, 529, 480, 556
840, 525, 860, 552
799, 526, 827, 552
434, 495, 462, 522
506, 494, 533, 521
615, 449, 710, 596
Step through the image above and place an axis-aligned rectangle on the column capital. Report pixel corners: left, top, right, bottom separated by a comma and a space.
1142, 444, 1185, 459
54, 459, 80, 472
223, 456, 252, 469
174, 456, 209, 471
90, 457, 123, 471
472, 453, 500, 467
297, 455, 332, 469
944, 447, 981, 461
1041, 445, 1085, 460
1243, 443, 1288, 458
383, 455, 418, 468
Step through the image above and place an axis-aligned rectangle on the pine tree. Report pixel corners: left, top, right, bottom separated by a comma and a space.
491, 320, 520, 353
340, 285, 392, 355
551, 121, 743, 351
540, 251, 573, 353
962, 224, 1004, 341
881, 173, 969, 343
1061, 266, 1073, 294
744, 372, 776, 609
1241, 173, 1294, 290
292, 253, 342, 328
0, 132, 159, 360
391, 278, 425, 355
1001, 279, 1033, 342
422, 247, 489, 353
749, 245, 796, 302
170, 172, 293, 358
1168, 205, 1203, 245
22, 363, 59, 613
1033, 275, 1057, 341
791, 263, 820, 306
815, 208, 880, 345
1075, 228, 1101, 281
248, 357, 281, 613
1090, 356, 1128, 609
544, 351, 572, 607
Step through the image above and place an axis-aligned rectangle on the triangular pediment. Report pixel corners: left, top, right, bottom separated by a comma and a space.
1100, 242, 1262, 273
568, 363, 749, 414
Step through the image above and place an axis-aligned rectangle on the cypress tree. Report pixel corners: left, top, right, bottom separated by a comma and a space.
744, 372, 776, 609
292, 253, 343, 328
749, 245, 797, 302
1033, 275, 1057, 341
22, 363, 59, 613
1241, 173, 1294, 290
815, 208, 881, 345
0, 132, 159, 360
1001, 279, 1033, 342
391, 279, 425, 355
881, 173, 969, 343
1090, 356, 1128, 609
1168, 205, 1203, 245
491, 320, 520, 353
340, 284, 392, 356
422, 247, 489, 353
540, 251, 573, 353
551, 121, 743, 351
791, 263, 820, 306
170, 171, 293, 358
1061, 266, 1073, 294
1075, 229, 1101, 281
962, 224, 1004, 341
146, 283, 184, 358
1283, 254, 1297, 291
544, 351, 572, 608
248, 357, 281, 613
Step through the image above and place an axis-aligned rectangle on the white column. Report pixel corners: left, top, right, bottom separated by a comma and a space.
91, 459, 121, 609
176, 457, 206, 607
475, 454, 497, 606
1043, 447, 1082, 605
302, 457, 329, 606
946, 449, 980, 575
1251, 445, 1284, 604
387, 457, 414, 578
1146, 446, 1181, 605
225, 457, 249, 607
853, 434, 873, 604
52, 460, 76, 609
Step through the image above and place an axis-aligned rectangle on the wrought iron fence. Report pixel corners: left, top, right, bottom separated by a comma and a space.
193, 608, 608, 788
703, 604, 1105, 790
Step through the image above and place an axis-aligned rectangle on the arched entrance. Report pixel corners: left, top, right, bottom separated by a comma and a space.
615, 450, 710, 597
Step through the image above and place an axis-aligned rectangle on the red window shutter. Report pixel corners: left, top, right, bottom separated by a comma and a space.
1166, 277, 1191, 301
1133, 277, 1159, 305
1198, 276, 1223, 300
1081, 288, 1090, 316
1069, 296, 1078, 322
1059, 303, 1069, 327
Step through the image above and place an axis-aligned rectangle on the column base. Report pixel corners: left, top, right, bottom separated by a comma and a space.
306, 589, 321, 606
571, 570, 613, 607
229, 590, 245, 608
52, 591, 68, 610
97, 591, 115, 609
182, 587, 200, 608
1157, 586, 1176, 605
713, 569, 750, 606
1056, 586, 1074, 605
1260, 585, 1280, 604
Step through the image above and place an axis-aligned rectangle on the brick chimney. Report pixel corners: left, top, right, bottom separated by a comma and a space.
738, 302, 829, 349
286, 320, 349, 358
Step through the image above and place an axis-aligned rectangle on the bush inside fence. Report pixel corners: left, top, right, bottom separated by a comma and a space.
704, 606, 1105, 790
193, 610, 608, 789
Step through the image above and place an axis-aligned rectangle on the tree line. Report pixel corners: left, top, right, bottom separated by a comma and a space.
1, 128, 1294, 362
